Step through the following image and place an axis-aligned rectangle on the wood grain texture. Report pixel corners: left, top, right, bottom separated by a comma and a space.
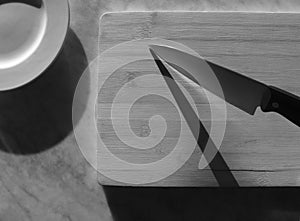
98, 12, 300, 186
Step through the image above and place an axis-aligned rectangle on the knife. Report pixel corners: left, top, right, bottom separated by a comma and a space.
149, 45, 300, 127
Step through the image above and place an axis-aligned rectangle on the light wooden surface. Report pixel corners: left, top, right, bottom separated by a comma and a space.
98, 12, 300, 186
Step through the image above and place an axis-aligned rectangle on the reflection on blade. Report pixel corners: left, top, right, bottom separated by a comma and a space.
150, 48, 239, 187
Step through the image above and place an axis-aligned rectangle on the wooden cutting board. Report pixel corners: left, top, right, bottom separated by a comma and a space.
97, 12, 300, 186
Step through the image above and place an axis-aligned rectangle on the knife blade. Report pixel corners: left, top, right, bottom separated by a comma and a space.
149, 44, 300, 127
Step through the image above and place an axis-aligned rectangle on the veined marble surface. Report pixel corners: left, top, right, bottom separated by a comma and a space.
0, 0, 300, 220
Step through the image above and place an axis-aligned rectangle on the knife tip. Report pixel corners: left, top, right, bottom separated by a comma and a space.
148, 47, 159, 60
148, 44, 155, 48
149, 44, 168, 51
148, 44, 169, 61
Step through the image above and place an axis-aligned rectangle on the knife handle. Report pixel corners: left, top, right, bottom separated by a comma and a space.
261, 86, 300, 127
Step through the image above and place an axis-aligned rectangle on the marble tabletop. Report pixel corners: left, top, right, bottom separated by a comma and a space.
0, 0, 300, 220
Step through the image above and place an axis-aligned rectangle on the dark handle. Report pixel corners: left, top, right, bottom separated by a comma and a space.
0, 0, 42, 8
261, 86, 300, 127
